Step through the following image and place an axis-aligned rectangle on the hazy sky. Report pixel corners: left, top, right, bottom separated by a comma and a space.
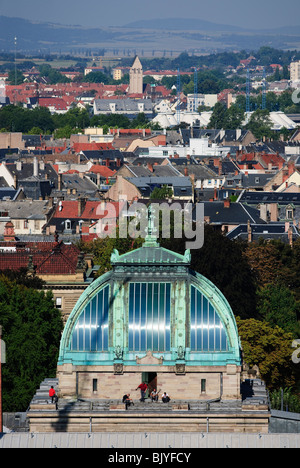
0, 0, 299, 29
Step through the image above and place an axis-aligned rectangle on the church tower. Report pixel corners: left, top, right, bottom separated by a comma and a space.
129, 55, 143, 94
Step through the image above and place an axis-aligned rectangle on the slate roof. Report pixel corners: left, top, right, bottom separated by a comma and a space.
0, 199, 52, 220
202, 201, 266, 225
238, 191, 300, 205
223, 172, 274, 189
5, 162, 58, 186
80, 149, 124, 161
94, 98, 153, 114
127, 176, 193, 198
227, 223, 300, 243
0, 187, 23, 200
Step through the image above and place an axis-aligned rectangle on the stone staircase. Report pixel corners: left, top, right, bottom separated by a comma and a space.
29, 378, 269, 414
29, 378, 59, 410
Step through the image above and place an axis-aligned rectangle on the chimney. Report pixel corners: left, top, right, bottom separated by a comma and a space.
3, 221, 15, 242
224, 199, 230, 208
33, 157, 38, 177
58, 173, 62, 191
260, 204, 268, 222
247, 220, 252, 243
214, 187, 218, 201
13, 174, 17, 189
147, 163, 153, 172
269, 203, 278, 222
288, 161, 295, 177
288, 226, 293, 247
184, 167, 188, 176
218, 160, 223, 176
78, 198, 86, 217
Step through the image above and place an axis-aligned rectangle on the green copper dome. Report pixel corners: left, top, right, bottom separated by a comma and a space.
58, 239, 241, 367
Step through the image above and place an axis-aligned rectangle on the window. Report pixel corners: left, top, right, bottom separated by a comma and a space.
34, 220, 40, 231
190, 285, 228, 352
56, 297, 62, 309
286, 209, 293, 220
93, 379, 98, 393
201, 379, 206, 393
24, 220, 28, 229
128, 282, 171, 352
70, 285, 110, 352
65, 220, 71, 230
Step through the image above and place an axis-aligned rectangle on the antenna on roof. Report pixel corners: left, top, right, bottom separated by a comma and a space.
246, 68, 251, 113
194, 67, 198, 112
262, 67, 266, 110
176, 68, 181, 125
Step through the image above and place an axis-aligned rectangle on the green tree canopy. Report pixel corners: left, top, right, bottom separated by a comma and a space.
236, 317, 298, 390
245, 109, 273, 139
0, 273, 63, 411
257, 284, 300, 337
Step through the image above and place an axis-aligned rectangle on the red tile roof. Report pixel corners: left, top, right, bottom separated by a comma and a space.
53, 200, 124, 220
72, 142, 114, 152
38, 97, 69, 111
88, 165, 116, 177
0, 241, 80, 275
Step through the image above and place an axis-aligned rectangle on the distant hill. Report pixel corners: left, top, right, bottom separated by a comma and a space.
0, 16, 115, 51
123, 17, 246, 32
0, 15, 299, 54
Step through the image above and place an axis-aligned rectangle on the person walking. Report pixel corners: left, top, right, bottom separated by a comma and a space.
136, 382, 148, 402
49, 386, 57, 405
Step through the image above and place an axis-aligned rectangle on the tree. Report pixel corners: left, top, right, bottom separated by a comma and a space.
257, 284, 300, 336
150, 185, 173, 200
8, 69, 24, 85
245, 109, 273, 139
243, 242, 284, 288
0, 274, 63, 411
77, 229, 143, 277
269, 387, 300, 413
161, 225, 258, 319
223, 104, 245, 130
84, 71, 110, 84
236, 317, 298, 390
208, 102, 227, 129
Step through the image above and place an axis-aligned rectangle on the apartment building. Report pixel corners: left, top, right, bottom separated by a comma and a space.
290, 60, 300, 84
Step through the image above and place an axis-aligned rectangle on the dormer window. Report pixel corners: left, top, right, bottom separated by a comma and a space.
65, 220, 71, 231
286, 207, 294, 220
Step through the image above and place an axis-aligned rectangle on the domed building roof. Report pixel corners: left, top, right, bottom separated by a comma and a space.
58, 235, 241, 368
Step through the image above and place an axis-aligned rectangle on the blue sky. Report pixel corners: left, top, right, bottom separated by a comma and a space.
0, 0, 299, 29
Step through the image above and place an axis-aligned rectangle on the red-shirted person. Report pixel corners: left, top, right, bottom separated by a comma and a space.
49, 386, 56, 403
136, 382, 147, 402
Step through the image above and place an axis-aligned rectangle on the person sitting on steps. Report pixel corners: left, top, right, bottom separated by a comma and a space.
150, 388, 159, 402
162, 392, 171, 403
122, 393, 134, 410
